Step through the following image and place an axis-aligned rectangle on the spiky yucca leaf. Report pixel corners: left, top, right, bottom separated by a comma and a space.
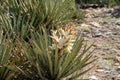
21, 28, 94, 80
0, 0, 75, 31
0, 12, 32, 39
0, 31, 17, 80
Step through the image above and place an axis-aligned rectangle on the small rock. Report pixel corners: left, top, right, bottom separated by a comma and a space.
116, 56, 120, 63
95, 69, 104, 73
85, 13, 95, 18
105, 32, 112, 35
115, 63, 120, 66
116, 20, 120, 25
116, 74, 120, 78
89, 75, 99, 80
78, 23, 92, 32
117, 66, 120, 69
104, 70, 111, 74
90, 22, 101, 28
92, 29, 102, 37
117, 45, 120, 49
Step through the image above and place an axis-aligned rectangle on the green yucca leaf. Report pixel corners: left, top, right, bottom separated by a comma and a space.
20, 28, 94, 80
36, 61, 45, 80
0, 35, 20, 80
58, 37, 83, 75
0, 12, 12, 32
54, 48, 59, 75
68, 67, 93, 80
0, 0, 95, 80
63, 45, 95, 77
57, 39, 81, 78
1, 0, 76, 31
0, 45, 10, 65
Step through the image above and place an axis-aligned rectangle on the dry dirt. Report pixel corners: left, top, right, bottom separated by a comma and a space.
75, 6, 120, 80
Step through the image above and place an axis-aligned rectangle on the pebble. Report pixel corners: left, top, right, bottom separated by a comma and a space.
115, 63, 120, 66
77, 7, 120, 80
116, 20, 120, 25
92, 29, 102, 37
89, 75, 99, 80
95, 69, 104, 73
90, 22, 101, 28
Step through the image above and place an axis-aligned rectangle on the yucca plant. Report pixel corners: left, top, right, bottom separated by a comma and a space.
0, 0, 79, 40
0, 29, 17, 80
0, 29, 32, 80
0, 1, 93, 79
20, 28, 94, 80
0, 0, 76, 32
0, 13, 32, 40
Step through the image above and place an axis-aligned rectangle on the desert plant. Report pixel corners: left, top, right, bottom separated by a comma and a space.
0, 0, 76, 31
72, 9, 85, 20
0, 30, 16, 80
0, 1, 93, 79
0, 0, 81, 40
20, 28, 94, 80
0, 12, 32, 39
9, 38, 35, 80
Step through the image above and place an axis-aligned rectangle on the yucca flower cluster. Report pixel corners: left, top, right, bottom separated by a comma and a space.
50, 27, 77, 54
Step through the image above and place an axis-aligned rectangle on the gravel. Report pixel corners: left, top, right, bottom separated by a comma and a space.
76, 6, 120, 80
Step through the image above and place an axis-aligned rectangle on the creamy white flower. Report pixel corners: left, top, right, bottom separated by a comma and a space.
50, 27, 76, 53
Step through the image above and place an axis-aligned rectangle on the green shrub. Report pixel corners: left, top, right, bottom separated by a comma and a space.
0, 1, 94, 79
0, 13, 32, 39
72, 9, 85, 20
18, 28, 95, 80
0, 0, 84, 39
0, 0, 75, 30
0, 31, 16, 80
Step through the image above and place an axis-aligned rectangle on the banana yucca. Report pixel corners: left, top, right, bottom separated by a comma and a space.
50, 27, 76, 54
